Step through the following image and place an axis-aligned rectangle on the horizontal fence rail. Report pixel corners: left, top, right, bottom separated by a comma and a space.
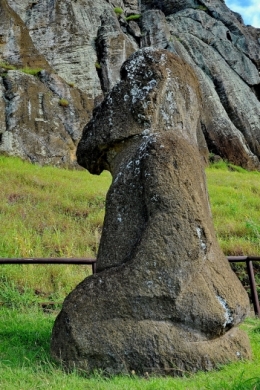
0, 257, 97, 274
227, 256, 260, 317
0, 256, 259, 316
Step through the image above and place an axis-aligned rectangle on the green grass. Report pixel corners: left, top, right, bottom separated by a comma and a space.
58, 98, 69, 107
0, 307, 260, 389
1, 156, 260, 387
0, 156, 111, 297
196, 5, 208, 11
0, 61, 16, 70
95, 61, 102, 70
206, 160, 260, 297
125, 14, 141, 21
20, 67, 43, 76
1, 156, 260, 299
206, 160, 260, 256
0, 62, 42, 76
114, 7, 124, 15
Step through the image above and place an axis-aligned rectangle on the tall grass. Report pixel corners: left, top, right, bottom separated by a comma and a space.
207, 160, 260, 256
1, 156, 260, 301
1, 156, 260, 388
0, 156, 111, 298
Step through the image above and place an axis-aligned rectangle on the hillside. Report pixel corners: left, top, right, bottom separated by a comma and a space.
0, 0, 260, 169
0, 155, 259, 297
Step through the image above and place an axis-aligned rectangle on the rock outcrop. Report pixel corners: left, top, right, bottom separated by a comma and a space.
0, 68, 92, 165
0, 0, 93, 165
140, 5, 260, 169
51, 49, 251, 375
0, 0, 260, 167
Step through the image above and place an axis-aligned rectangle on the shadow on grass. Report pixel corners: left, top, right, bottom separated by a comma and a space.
0, 307, 56, 368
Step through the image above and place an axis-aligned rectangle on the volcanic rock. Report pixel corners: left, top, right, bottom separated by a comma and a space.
51, 49, 251, 375
1, 0, 260, 168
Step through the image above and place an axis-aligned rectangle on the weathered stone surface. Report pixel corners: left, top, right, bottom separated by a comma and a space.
127, 20, 142, 39
1, 0, 260, 168
0, 69, 91, 166
199, 0, 260, 68
6, 0, 108, 98
0, 0, 50, 69
141, 10, 173, 50
0, 0, 142, 164
6, 0, 140, 98
140, 0, 260, 70
141, 0, 198, 15
0, 80, 6, 138
140, 8, 260, 169
51, 49, 251, 375
123, 0, 139, 15
0, 0, 95, 165
96, 9, 139, 94
167, 8, 260, 86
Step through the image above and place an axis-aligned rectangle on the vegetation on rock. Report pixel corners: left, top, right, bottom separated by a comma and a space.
20, 67, 43, 76
196, 5, 208, 11
113, 7, 124, 15
58, 98, 69, 107
0, 62, 42, 76
126, 14, 141, 21
0, 61, 16, 71
95, 61, 101, 69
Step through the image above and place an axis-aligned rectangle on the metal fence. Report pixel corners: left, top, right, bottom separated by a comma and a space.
0, 257, 97, 274
227, 256, 260, 316
0, 256, 259, 316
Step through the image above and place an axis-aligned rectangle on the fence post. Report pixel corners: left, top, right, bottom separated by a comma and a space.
246, 260, 260, 316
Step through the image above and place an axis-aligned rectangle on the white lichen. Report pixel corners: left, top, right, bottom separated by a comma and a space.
146, 280, 153, 288
28, 100, 31, 119
196, 227, 207, 252
126, 160, 133, 170
114, 171, 123, 183
151, 194, 159, 202
142, 129, 150, 136
130, 79, 157, 104
216, 295, 234, 328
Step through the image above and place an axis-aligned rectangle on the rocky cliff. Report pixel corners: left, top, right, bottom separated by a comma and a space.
1, 0, 260, 168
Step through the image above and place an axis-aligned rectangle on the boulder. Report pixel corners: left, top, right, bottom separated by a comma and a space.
51, 49, 251, 375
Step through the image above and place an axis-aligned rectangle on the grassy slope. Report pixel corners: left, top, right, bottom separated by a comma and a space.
0, 308, 260, 389
207, 161, 260, 256
1, 156, 260, 299
0, 156, 111, 297
1, 156, 260, 389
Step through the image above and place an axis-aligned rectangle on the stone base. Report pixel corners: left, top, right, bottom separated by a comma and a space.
51, 314, 251, 375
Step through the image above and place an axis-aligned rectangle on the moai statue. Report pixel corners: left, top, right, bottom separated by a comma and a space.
51, 49, 251, 375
